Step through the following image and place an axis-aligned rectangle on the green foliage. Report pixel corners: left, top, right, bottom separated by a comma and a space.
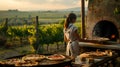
59, 19, 65, 25
7, 25, 32, 37
5, 24, 64, 46
114, 7, 120, 14
28, 36, 36, 45
38, 24, 64, 45
0, 21, 8, 35
2, 23, 81, 46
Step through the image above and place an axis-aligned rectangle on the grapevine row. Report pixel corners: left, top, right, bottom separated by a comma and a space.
5, 24, 64, 45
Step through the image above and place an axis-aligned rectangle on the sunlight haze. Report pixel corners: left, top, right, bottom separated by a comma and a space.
0, 0, 88, 11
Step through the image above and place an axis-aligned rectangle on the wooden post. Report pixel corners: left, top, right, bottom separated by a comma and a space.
4, 18, 8, 34
35, 16, 39, 51
81, 0, 86, 39
5, 18, 8, 24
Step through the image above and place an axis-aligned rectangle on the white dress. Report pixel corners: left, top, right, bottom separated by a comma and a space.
64, 23, 80, 57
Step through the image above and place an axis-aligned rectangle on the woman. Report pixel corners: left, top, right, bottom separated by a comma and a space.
64, 13, 81, 58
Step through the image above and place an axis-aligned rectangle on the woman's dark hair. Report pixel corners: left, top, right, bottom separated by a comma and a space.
64, 13, 77, 30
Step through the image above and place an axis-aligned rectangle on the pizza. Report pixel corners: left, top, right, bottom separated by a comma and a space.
88, 52, 107, 57
0, 58, 24, 65
80, 51, 107, 59
46, 54, 65, 61
22, 54, 45, 61
0, 58, 39, 66
15, 60, 38, 66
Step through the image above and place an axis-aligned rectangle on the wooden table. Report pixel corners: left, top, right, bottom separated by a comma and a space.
0, 54, 73, 67
73, 53, 118, 67
79, 42, 120, 56
91, 53, 118, 67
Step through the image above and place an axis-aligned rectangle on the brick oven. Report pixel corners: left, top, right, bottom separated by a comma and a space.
86, 0, 120, 42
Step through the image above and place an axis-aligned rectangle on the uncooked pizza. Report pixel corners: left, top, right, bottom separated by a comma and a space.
22, 54, 45, 61
15, 60, 38, 66
80, 51, 107, 59
88, 51, 107, 57
46, 54, 65, 61
0, 58, 23, 65
0, 58, 39, 66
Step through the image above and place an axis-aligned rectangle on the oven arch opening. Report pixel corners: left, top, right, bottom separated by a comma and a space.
92, 20, 119, 41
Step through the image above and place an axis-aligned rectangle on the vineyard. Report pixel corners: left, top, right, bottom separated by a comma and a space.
0, 11, 81, 56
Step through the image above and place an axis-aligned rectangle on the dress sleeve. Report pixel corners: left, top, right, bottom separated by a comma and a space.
72, 25, 78, 32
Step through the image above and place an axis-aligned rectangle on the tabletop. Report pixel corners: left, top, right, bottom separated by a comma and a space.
73, 52, 118, 67
0, 54, 73, 67
79, 41, 120, 50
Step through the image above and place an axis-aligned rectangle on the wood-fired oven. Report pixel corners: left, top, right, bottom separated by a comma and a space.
86, 0, 120, 43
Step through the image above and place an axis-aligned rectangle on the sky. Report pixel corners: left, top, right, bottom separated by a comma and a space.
0, 0, 88, 11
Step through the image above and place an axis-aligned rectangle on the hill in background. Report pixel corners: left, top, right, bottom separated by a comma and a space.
62, 7, 88, 11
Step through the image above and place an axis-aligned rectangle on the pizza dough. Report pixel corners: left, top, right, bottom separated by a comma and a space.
46, 54, 66, 61
22, 54, 45, 61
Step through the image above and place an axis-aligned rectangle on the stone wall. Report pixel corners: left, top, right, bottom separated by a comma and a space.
86, 0, 120, 42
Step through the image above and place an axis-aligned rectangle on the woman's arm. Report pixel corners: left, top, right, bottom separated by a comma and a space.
73, 30, 84, 41
64, 34, 68, 43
